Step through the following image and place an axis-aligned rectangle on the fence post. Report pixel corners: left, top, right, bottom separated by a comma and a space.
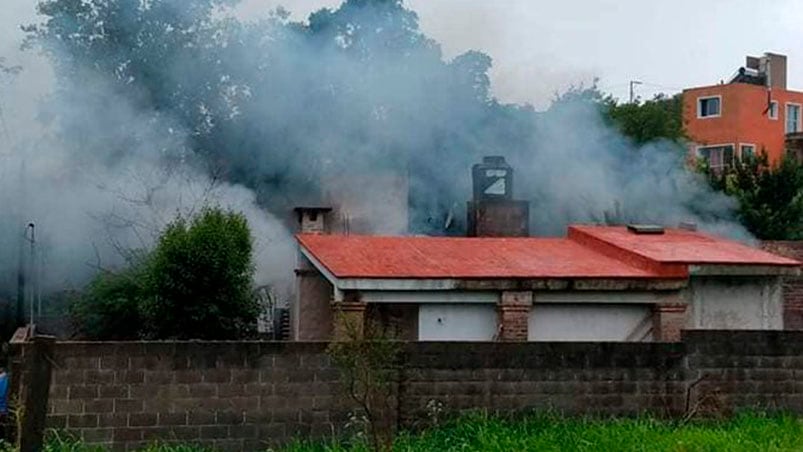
17, 335, 55, 452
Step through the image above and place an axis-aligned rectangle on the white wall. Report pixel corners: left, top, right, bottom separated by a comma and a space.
690, 277, 782, 329
528, 304, 653, 342
418, 304, 497, 341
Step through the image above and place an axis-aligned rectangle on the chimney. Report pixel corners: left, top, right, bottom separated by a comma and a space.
294, 207, 332, 234
467, 156, 529, 237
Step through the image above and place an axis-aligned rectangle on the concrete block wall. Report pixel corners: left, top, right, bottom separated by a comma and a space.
14, 331, 803, 451
42, 342, 349, 451
762, 241, 803, 329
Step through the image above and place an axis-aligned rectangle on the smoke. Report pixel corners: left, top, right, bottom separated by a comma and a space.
0, 63, 296, 298
0, 0, 749, 301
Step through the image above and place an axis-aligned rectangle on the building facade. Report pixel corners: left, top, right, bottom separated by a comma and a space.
683, 52, 803, 167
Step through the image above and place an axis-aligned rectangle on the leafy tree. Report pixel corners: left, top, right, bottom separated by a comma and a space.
141, 207, 257, 339
706, 152, 803, 240
69, 263, 147, 340
71, 207, 258, 340
607, 93, 684, 145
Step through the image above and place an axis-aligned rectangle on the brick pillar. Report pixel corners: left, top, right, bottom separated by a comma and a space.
333, 301, 367, 340
652, 303, 688, 342
497, 291, 532, 342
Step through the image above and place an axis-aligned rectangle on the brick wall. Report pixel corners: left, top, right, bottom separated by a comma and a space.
11, 331, 803, 451
761, 241, 803, 329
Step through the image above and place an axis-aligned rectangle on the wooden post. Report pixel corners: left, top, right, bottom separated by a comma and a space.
17, 335, 55, 452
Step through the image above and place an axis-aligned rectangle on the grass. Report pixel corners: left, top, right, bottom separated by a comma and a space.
1, 412, 800, 451
284, 411, 803, 452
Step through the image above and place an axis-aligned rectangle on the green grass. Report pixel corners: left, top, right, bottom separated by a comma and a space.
284, 412, 803, 452
2, 412, 801, 451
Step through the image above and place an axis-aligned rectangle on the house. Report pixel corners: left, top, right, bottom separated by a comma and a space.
293, 222, 798, 342
290, 157, 800, 342
683, 52, 803, 168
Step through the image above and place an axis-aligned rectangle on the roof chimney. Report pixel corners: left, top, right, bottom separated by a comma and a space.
467, 156, 529, 237
294, 207, 332, 234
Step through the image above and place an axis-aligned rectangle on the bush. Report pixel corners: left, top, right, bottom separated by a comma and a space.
140, 208, 257, 339
71, 207, 258, 340
69, 264, 146, 340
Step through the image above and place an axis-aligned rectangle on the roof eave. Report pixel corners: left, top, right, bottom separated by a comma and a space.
689, 264, 800, 277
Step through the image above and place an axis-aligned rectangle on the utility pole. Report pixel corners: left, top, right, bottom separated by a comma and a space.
629, 80, 643, 104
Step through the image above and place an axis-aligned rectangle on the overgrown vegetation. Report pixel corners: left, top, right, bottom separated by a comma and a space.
327, 315, 402, 452
284, 411, 803, 451
5, 412, 799, 451
70, 207, 257, 340
706, 152, 803, 240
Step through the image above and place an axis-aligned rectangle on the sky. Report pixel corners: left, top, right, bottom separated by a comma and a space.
2, 0, 803, 112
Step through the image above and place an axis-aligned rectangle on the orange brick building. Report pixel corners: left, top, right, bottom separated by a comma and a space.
683, 52, 803, 168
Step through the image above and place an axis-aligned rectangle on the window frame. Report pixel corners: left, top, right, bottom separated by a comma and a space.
739, 143, 756, 160
696, 143, 735, 170
786, 102, 802, 134
768, 100, 779, 120
697, 95, 722, 119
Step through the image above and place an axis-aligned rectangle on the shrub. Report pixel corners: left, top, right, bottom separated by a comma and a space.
69, 261, 147, 340
71, 207, 258, 340
140, 208, 257, 339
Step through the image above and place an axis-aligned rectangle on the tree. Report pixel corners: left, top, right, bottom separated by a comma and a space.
607, 93, 684, 145
141, 207, 257, 339
70, 207, 258, 340
706, 152, 803, 240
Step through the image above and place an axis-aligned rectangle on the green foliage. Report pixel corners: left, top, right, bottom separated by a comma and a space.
551, 83, 684, 145
282, 411, 803, 452
607, 93, 684, 145
327, 318, 402, 452
141, 208, 257, 339
706, 152, 803, 240
71, 207, 257, 340
69, 263, 147, 340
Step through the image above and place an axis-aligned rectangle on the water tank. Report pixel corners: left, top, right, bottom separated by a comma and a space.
472, 156, 513, 201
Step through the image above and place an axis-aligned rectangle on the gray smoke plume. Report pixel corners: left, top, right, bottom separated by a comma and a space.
0, 0, 748, 303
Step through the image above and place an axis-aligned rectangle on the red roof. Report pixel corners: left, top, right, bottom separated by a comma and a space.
297, 235, 679, 280
569, 225, 799, 266
297, 225, 799, 281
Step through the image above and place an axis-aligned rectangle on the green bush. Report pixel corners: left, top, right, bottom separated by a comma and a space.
71, 207, 258, 340
69, 264, 146, 340
140, 208, 257, 339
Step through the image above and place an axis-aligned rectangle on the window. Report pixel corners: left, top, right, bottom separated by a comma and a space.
697, 96, 721, 118
769, 101, 778, 120
740, 144, 755, 160
697, 144, 734, 170
787, 104, 801, 133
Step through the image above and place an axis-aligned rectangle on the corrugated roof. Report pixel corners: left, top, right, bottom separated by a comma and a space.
297, 235, 681, 280
569, 225, 799, 266
297, 225, 799, 281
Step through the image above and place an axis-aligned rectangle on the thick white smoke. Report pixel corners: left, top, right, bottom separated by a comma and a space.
0, 0, 750, 305
0, 64, 295, 299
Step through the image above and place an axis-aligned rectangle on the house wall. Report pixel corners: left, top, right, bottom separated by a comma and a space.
418, 304, 497, 341
761, 241, 803, 329
529, 304, 653, 341
689, 276, 783, 330
683, 83, 803, 164
294, 256, 334, 341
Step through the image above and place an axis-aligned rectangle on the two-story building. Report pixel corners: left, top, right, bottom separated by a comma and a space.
683, 52, 803, 168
